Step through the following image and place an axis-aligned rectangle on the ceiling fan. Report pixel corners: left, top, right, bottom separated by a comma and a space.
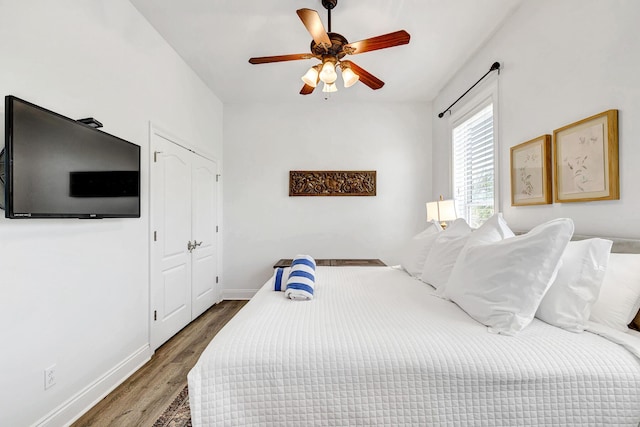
248, 0, 410, 95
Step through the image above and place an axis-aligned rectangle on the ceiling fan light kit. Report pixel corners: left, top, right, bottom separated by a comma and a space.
340, 63, 359, 88
301, 65, 321, 87
319, 58, 338, 84
248, 0, 410, 96
322, 82, 338, 93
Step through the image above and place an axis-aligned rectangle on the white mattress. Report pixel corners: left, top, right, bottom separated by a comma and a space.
188, 266, 640, 426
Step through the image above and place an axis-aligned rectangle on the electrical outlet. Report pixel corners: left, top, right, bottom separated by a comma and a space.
44, 365, 56, 390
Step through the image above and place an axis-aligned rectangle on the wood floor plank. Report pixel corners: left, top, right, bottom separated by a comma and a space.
72, 300, 247, 427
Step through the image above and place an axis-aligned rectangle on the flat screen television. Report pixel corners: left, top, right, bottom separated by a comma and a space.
3, 96, 140, 218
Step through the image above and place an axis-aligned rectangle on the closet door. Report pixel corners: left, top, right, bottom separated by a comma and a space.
150, 135, 193, 350
150, 128, 220, 350
191, 154, 218, 318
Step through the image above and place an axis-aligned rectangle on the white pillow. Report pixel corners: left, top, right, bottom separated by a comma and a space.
420, 218, 472, 289
464, 213, 515, 245
590, 253, 640, 332
398, 220, 442, 277
536, 239, 612, 332
443, 218, 574, 335
435, 213, 515, 296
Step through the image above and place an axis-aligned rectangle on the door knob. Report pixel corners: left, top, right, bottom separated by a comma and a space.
187, 240, 202, 253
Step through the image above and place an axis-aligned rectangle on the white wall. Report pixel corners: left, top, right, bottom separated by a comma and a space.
0, 1, 222, 426
432, 0, 640, 237
223, 101, 431, 296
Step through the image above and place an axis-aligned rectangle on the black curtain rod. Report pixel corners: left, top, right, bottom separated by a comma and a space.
438, 62, 501, 118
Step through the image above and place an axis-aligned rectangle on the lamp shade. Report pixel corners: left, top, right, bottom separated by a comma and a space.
301, 66, 319, 87
426, 201, 440, 222
322, 82, 338, 93
319, 60, 338, 84
438, 199, 457, 222
341, 66, 359, 88
426, 198, 457, 225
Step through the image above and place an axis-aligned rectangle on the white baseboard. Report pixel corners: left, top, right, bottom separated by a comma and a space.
221, 289, 256, 300
35, 344, 152, 427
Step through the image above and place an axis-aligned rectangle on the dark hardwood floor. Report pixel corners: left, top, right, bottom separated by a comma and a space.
72, 300, 247, 427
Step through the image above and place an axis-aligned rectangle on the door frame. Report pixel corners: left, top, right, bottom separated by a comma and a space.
148, 122, 222, 349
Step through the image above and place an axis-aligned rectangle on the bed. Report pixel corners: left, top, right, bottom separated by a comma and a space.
188, 226, 640, 426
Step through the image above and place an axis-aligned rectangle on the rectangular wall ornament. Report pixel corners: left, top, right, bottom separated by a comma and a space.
289, 170, 377, 196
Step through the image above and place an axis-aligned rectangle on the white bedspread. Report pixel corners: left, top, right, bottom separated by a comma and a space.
188, 267, 640, 426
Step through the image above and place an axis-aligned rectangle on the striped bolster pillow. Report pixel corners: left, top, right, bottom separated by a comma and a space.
285, 255, 316, 300
272, 267, 290, 291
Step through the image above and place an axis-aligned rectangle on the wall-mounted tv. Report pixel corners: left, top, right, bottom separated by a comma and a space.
3, 96, 140, 218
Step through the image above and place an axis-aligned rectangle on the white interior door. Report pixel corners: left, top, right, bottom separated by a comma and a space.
191, 154, 218, 318
150, 127, 220, 350
150, 135, 193, 350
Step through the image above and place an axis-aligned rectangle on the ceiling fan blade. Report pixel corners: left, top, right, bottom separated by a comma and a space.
300, 84, 316, 95
344, 30, 410, 55
341, 61, 384, 90
249, 53, 314, 64
296, 8, 332, 49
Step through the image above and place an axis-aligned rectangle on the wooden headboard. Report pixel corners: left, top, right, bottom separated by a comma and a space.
573, 235, 640, 330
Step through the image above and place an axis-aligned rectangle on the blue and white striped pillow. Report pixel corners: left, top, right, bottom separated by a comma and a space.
285, 255, 316, 300
272, 267, 290, 291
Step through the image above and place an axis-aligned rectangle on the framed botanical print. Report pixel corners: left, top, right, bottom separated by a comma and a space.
510, 135, 552, 206
553, 110, 619, 203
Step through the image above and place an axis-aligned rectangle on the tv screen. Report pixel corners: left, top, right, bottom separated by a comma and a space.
4, 96, 140, 218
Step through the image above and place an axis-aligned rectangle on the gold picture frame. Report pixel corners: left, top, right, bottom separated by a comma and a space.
553, 110, 619, 203
510, 135, 552, 206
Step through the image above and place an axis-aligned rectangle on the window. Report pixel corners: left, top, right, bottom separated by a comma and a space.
452, 102, 495, 228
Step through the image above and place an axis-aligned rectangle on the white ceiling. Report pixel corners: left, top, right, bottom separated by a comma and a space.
130, 0, 522, 103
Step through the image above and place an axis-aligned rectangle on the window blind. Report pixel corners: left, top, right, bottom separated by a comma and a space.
452, 103, 494, 228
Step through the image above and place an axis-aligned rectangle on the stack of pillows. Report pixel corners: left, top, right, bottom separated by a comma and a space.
400, 214, 640, 335
273, 254, 317, 300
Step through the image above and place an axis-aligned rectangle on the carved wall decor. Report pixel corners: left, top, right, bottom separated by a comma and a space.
289, 170, 376, 196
